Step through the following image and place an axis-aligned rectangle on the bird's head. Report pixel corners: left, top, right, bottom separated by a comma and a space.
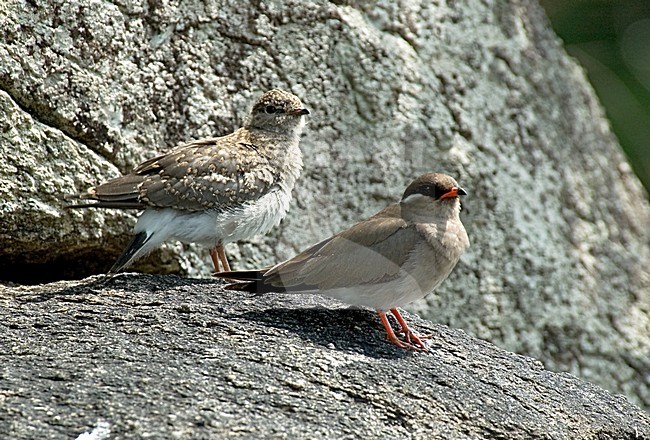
247, 89, 310, 134
400, 173, 467, 217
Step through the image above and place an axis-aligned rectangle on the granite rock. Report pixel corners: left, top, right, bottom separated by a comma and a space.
0, 0, 648, 409
1, 275, 648, 439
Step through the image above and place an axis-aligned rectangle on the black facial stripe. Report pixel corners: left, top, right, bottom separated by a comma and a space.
401, 173, 459, 201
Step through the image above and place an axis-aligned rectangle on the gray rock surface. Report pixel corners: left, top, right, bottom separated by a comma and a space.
1, 0, 649, 411
1, 274, 649, 439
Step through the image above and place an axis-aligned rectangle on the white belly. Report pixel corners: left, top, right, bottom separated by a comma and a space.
323, 274, 427, 311
134, 188, 292, 249
214, 188, 293, 244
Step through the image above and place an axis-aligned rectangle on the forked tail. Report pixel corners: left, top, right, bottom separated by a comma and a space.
213, 268, 284, 294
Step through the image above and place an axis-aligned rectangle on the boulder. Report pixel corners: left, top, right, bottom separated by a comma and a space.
1, 0, 648, 409
1, 274, 648, 439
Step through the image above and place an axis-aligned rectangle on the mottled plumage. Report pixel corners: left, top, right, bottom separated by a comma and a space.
68, 89, 309, 274
215, 173, 470, 351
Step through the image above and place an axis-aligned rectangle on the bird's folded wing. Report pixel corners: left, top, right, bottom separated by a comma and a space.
78, 137, 276, 211
264, 211, 420, 290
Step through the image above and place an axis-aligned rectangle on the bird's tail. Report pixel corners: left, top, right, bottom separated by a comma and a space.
65, 200, 144, 209
109, 231, 153, 274
63, 175, 145, 209
213, 268, 285, 294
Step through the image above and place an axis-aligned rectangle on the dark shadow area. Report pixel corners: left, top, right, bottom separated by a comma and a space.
0, 249, 115, 285
0, 248, 183, 285
8, 273, 217, 303
235, 306, 427, 360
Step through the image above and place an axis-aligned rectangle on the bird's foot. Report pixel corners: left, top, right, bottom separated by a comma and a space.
386, 332, 428, 352
400, 329, 429, 351
389, 308, 429, 351
397, 328, 432, 341
378, 310, 429, 352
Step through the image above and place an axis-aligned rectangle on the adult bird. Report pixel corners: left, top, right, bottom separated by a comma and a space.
214, 173, 469, 351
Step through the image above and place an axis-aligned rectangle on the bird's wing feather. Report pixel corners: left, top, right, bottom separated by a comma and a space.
264, 203, 420, 290
66, 173, 148, 209
137, 137, 275, 211
73, 133, 277, 211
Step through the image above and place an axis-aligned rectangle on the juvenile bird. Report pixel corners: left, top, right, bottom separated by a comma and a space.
68, 89, 309, 274
214, 173, 469, 351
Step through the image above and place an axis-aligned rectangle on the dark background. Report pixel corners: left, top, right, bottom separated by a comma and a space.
541, 0, 650, 196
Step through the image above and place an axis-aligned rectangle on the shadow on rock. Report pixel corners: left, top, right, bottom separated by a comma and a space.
235, 306, 418, 360
11, 273, 216, 303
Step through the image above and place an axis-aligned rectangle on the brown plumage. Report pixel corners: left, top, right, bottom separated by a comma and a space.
67, 89, 309, 274
215, 173, 470, 351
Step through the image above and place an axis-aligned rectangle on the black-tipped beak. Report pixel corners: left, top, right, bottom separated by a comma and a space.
439, 186, 468, 200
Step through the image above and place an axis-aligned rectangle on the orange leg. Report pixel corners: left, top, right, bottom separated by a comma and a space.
210, 247, 221, 272
390, 308, 428, 351
217, 246, 231, 272
210, 245, 231, 273
378, 311, 410, 350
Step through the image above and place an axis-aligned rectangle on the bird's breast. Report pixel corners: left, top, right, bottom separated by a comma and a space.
219, 186, 294, 243
417, 219, 469, 262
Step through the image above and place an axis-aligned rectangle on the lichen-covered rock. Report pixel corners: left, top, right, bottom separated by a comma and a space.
0, 0, 648, 409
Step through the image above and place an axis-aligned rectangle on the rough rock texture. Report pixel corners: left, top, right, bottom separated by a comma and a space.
1, 275, 649, 439
1, 0, 649, 411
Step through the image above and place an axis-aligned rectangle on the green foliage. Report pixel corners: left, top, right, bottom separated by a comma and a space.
541, 0, 650, 196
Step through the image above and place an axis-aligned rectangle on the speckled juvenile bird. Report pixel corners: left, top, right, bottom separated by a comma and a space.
214, 173, 469, 351
68, 89, 309, 274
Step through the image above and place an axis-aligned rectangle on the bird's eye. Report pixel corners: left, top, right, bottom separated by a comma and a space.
420, 185, 435, 198
265, 105, 277, 114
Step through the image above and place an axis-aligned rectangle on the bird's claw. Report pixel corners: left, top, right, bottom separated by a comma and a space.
386, 330, 428, 352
